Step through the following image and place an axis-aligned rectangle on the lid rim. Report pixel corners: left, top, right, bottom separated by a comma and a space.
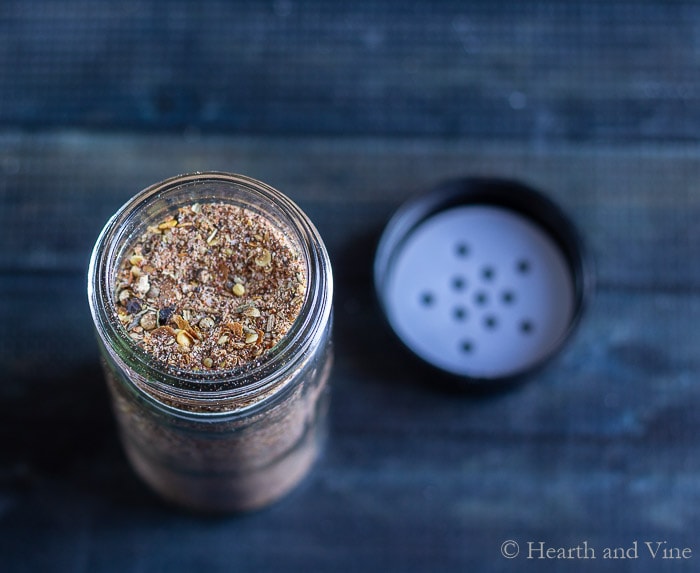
374, 177, 594, 388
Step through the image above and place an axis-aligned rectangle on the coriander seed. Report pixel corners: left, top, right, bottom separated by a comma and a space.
139, 312, 158, 331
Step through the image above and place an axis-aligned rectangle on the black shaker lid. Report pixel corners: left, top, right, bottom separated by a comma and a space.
374, 177, 593, 387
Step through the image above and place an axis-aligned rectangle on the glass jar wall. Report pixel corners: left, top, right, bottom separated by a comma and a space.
88, 172, 333, 512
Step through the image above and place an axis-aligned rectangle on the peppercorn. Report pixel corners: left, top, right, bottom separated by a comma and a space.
159, 305, 175, 325
125, 298, 142, 314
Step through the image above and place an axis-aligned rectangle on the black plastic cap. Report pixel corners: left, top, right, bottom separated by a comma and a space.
374, 177, 594, 388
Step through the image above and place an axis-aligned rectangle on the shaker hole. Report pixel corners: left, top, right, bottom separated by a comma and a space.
460, 340, 475, 354
453, 306, 468, 321
481, 266, 496, 281
501, 290, 516, 305
484, 315, 498, 330
474, 291, 488, 306
517, 259, 531, 274
520, 319, 534, 334
420, 292, 435, 307
455, 243, 470, 257
451, 276, 467, 291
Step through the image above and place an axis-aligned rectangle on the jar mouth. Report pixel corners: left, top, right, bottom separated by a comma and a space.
88, 172, 333, 400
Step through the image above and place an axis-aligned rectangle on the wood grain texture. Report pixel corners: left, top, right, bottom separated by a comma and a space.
2, 0, 700, 570
1, 133, 699, 572
2, 0, 700, 141
2, 133, 700, 289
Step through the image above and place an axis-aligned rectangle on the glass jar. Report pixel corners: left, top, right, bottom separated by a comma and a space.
87, 172, 333, 513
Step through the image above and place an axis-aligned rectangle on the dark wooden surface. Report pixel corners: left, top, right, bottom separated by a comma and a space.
2, 2, 700, 572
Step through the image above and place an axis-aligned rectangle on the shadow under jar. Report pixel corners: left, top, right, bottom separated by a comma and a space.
88, 172, 333, 513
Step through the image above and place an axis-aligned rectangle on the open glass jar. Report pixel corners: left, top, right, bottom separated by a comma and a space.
88, 172, 333, 513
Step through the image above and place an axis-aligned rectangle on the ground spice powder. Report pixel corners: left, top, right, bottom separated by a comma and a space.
113, 202, 307, 371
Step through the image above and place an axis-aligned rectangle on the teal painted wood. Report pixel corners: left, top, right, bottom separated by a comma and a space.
1, 1, 699, 570
1, 276, 699, 572
1, 0, 699, 142
1, 133, 700, 290
0, 133, 700, 572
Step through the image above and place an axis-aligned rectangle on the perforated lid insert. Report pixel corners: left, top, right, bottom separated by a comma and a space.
383, 205, 575, 379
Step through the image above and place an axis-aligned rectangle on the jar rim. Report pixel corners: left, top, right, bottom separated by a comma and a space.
88, 171, 333, 406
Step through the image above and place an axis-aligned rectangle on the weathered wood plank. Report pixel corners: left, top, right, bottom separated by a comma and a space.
1, 1, 699, 142
0, 437, 698, 573
2, 1, 699, 570
1, 132, 700, 290
2, 181, 699, 569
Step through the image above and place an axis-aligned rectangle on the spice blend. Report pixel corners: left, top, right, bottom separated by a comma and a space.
105, 345, 332, 511
113, 202, 307, 371
90, 174, 334, 512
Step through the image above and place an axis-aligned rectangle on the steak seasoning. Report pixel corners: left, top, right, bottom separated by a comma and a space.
88, 172, 333, 512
